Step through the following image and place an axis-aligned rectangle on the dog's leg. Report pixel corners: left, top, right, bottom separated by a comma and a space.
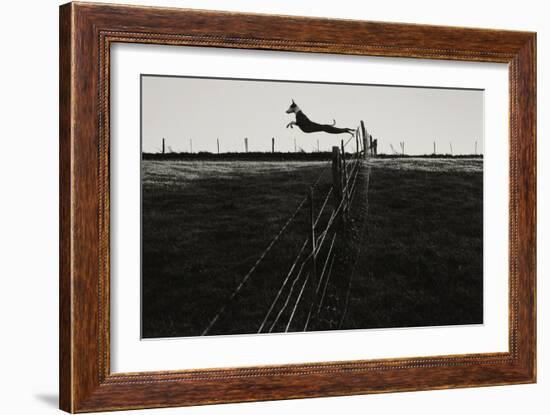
286, 121, 297, 129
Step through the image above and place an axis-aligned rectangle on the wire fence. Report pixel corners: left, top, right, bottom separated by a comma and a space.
201, 121, 373, 336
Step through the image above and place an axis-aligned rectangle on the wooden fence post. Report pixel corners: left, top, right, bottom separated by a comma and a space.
217, 138, 220, 154
244, 137, 248, 153
272, 137, 275, 153
309, 187, 317, 289
361, 121, 368, 160
162, 138, 165, 154
369, 134, 374, 156
341, 140, 349, 219
355, 129, 359, 158
332, 146, 342, 208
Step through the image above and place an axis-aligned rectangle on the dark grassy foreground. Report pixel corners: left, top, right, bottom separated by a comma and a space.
141, 160, 334, 338
141, 157, 483, 338
342, 158, 483, 329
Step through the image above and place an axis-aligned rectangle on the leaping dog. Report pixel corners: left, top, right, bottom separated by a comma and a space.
286, 100, 354, 137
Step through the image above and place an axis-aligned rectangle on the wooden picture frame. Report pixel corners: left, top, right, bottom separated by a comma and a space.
59, 2, 536, 412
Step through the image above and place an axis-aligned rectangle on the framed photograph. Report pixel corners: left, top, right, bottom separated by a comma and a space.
59, 2, 536, 412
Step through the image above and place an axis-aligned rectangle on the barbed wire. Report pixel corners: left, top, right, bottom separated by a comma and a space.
316, 254, 336, 316
339, 166, 371, 329
201, 195, 308, 335
303, 231, 338, 331
314, 188, 333, 228
284, 266, 313, 332
267, 255, 312, 333
257, 238, 308, 333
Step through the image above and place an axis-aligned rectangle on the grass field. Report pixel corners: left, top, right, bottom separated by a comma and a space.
141, 160, 334, 337
341, 158, 483, 330
141, 157, 483, 338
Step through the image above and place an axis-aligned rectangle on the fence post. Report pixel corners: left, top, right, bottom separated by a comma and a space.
341, 140, 349, 219
370, 134, 374, 156
217, 138, 220, 154
355, 129, 359, 159
272, 137, 275, 153
309, 187, 317, 288
361, 121, 368, 160
162, 138, 165, 154
332, 146, 342, 209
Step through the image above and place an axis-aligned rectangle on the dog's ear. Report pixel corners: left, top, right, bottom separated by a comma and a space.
291, 99, 295, 104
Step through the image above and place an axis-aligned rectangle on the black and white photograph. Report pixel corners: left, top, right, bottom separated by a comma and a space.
141, 75, 484, 339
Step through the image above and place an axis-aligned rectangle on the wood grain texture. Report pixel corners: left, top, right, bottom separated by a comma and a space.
59, 2, 537, 412
59, 3, 73, 412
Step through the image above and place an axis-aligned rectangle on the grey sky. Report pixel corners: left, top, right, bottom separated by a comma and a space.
141, 75, 483, 155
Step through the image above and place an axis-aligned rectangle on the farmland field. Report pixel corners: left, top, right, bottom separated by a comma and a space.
141, 157, 483, 338
342, 158, 483, 329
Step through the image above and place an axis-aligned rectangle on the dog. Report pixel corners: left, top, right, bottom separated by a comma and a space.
285, 100, 354, 137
